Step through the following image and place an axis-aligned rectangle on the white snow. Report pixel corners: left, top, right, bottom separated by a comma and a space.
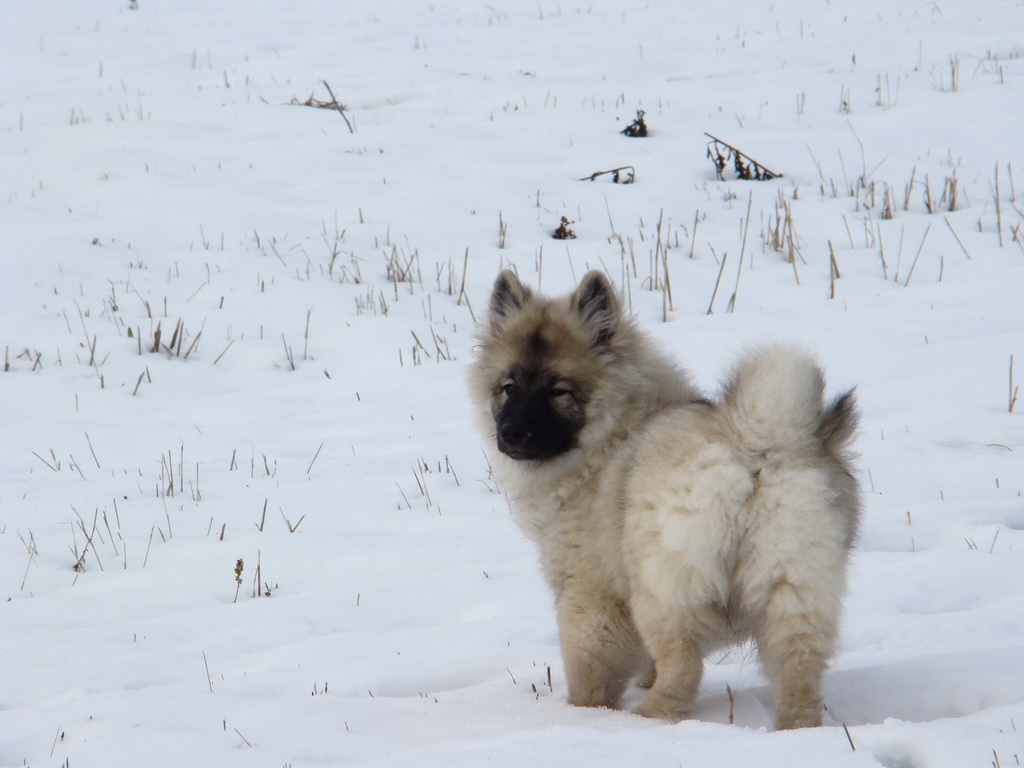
2, 1, 1023, 766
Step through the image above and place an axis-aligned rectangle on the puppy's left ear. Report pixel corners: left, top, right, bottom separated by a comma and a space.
573, 270, 619, 347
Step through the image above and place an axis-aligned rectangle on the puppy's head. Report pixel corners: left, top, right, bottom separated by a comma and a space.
479, 270, 619, 461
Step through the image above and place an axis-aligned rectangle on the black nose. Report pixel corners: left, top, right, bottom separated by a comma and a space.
499, 422, 531, 448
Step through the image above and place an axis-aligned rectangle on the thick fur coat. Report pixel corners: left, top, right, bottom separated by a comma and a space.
469, 269, 861, 730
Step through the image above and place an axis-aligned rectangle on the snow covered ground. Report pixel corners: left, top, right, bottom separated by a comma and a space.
2, 1, 1023, 766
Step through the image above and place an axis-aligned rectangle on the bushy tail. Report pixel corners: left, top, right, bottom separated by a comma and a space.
721, 345, 858, 455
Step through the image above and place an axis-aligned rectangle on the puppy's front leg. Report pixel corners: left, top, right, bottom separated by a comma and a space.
557, 592, 645, 709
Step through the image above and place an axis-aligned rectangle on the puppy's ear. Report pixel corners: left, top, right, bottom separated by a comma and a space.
572, 270, 619, 347
488, 270, 531, 330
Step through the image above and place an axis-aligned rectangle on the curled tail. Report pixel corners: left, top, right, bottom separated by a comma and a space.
721, 345, 858, 456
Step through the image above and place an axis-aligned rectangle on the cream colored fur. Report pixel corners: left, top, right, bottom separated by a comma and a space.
470, 271, 861, 730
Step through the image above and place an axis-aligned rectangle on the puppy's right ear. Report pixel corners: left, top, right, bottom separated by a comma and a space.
488, 270, 531, 330
572, 270, 619, 348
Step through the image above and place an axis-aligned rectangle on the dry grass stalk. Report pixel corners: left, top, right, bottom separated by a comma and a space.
944, 218, 973, 260
878, 182, 895, 220
212, 340, 233, 365
706, 250, 728, 315
306, 441, 325, 474
843, 723, 857, 752
457, 247, 471, 307
903, 223, 932, 287
923, 174, 936, 214
893, 223, 907, 283
787, 213, 801, 285
689, 209, 700, 259
252, 549, 270, 597
385, 245, 421, 285
903, 167, 917, 211
726, 192, 754, 313
943, 173, 959, 212
203, 651, 214, 692
876, 223, 889, 280
1011, 355, 1020, 414
656, 209, 673, 320
828, 241, 840, 299
20, 530, 38, 591
233, 558, 244, 602
280, 508, 306, 533
994, 163, 1004, 247
32, 448, 61, 472
281, 335, 296, 371
132, 368, 151, 396
842, 215, 856, 249
765, 196, 788, 254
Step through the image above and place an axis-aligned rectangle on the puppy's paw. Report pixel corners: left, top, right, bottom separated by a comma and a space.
633, 691, 690, 721
774, 702, 823, 730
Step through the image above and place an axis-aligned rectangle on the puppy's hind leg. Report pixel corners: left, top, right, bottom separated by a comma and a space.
557, 593, 647, 709
754, 582, 837, 729
739, 467, 850, 730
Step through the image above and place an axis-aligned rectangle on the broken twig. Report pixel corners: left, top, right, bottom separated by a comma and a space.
290, 81, 355, 133
705, 133, 781, 181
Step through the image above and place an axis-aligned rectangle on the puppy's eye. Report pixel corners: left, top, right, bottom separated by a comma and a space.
549, 388, 571, 398
502, 383, 517, 396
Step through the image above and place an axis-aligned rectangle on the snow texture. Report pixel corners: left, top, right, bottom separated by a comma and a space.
2, 1, 1022, 766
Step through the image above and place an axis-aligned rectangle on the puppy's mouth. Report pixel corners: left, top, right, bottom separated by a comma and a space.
496, 432, 573, 462
497, 442, 548, 461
